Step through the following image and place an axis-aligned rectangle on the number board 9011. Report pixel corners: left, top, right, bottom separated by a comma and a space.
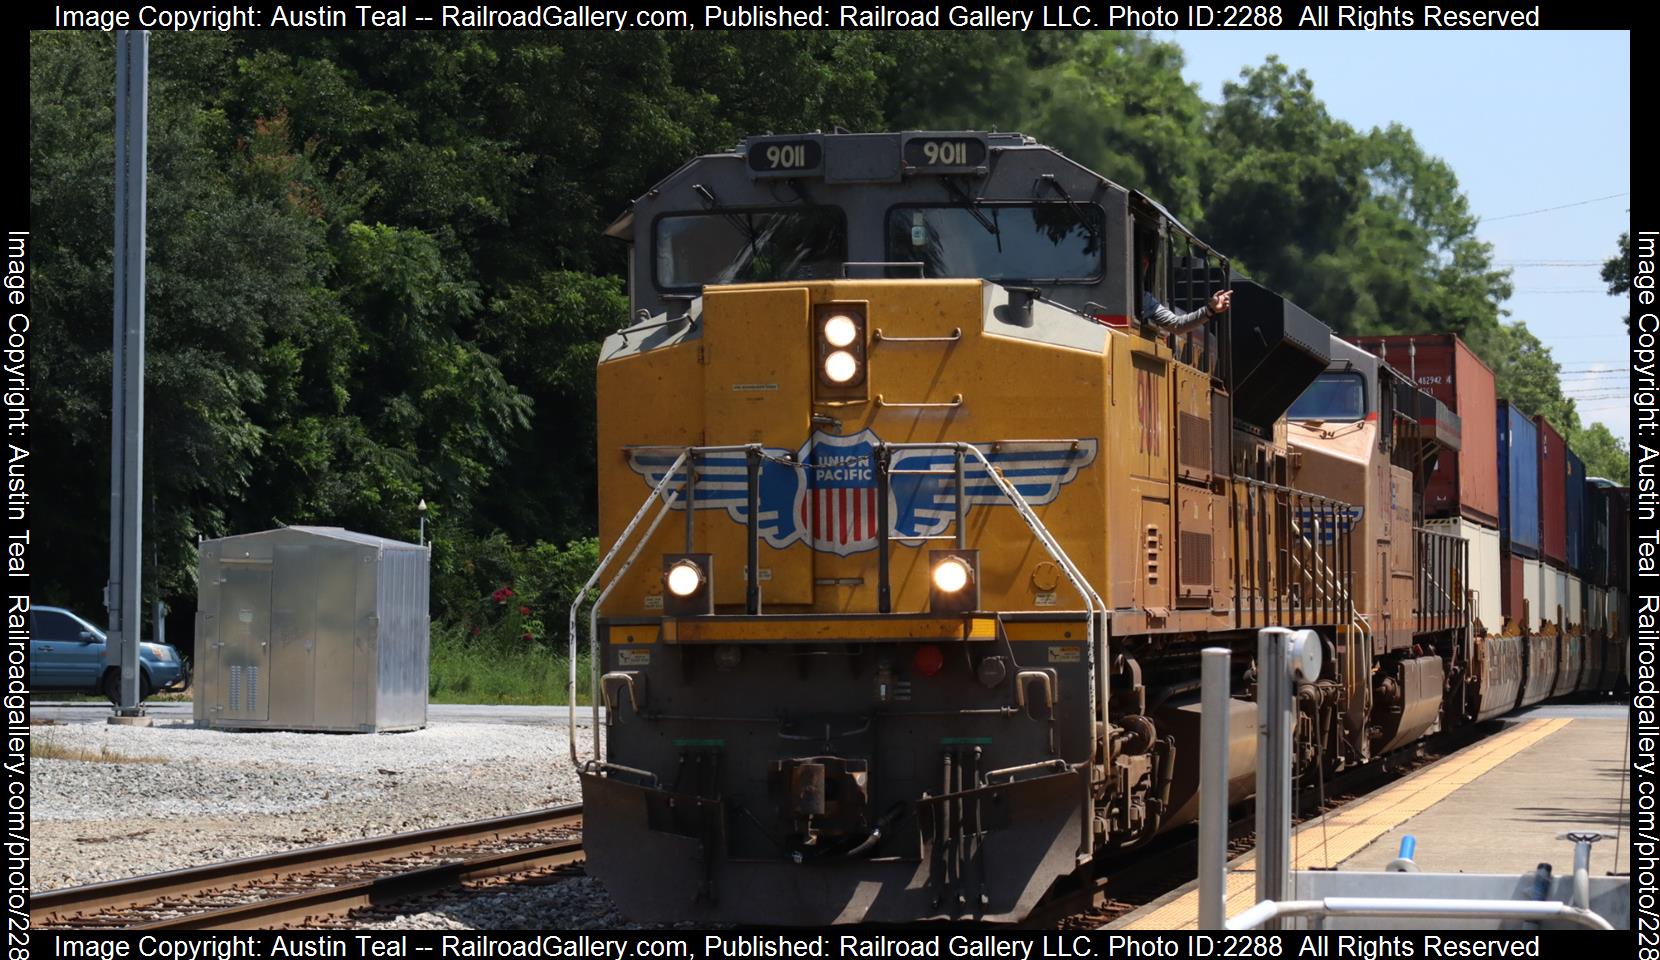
903, 137, 988, 171
746, 139, 822, 175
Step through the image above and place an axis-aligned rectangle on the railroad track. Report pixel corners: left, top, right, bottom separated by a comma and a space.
31, 804, 584, 930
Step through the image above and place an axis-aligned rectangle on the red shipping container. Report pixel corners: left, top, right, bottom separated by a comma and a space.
1350, 334, 1499, 525
1500, 551, 1526, 631
1535, 415, 1567, 566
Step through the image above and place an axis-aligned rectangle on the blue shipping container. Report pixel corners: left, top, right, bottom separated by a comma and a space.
1565, 450, 1585, 574
1496, 401, 1541, 557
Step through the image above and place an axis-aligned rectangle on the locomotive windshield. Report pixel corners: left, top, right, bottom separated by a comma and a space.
885, 203, 1104, 283
655, 207, 846, 290
1288, 372, 1367, 422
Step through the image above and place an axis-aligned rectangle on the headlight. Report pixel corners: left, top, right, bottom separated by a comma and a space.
931, 557, 971, 594
662, 553, 714, 616
143, 643, 175, 662
666, 560, 704, 598
929, 550, 980, 613
823, 350, 859, 384
823, 314, 859, 348
814, 302, 867, 394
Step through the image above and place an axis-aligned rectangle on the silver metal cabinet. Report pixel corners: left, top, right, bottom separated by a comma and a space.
194, 527, 429, 732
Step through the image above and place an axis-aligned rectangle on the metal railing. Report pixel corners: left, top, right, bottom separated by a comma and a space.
1234, 476, 1356, 630
1414, 525, 1470, 636
1226, 897, 1614, 931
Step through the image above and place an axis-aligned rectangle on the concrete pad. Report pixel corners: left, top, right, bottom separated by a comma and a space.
1112, 717, 1629, 930
105, 714, 153, 727
1339, 718, 1628, 875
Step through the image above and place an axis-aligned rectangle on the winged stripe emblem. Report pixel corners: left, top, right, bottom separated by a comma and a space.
626, 430, 1097, 556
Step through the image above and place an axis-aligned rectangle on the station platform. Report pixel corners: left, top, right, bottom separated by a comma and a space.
1108, 703, 1629, 930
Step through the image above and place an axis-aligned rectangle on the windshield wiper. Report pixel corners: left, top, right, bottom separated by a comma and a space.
941, 176, 999, 238
695, 183, 762, 257
1035, 174, 1098, 240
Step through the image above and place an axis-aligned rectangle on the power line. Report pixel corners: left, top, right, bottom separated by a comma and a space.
1482, 192, 1629, 223
1495, 260, 1605, 267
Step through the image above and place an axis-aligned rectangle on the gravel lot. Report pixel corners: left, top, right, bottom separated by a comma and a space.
30, 718, 593, 895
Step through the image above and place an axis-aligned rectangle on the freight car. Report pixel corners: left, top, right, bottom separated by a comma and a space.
568, 131, 1626, 925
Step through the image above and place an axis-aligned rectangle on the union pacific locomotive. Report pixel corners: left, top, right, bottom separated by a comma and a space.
568, 131, 1628, 925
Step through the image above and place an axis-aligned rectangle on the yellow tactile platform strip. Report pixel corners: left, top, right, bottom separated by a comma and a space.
1119, 718, 1573, 930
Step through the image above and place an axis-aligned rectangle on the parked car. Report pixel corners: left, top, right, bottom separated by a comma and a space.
29, 605, 188, 701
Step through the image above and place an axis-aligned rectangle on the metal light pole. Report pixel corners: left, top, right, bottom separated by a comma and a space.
1254, 627, 1323, 926
107, 30, 149, 721
418, 499, 428, 547
1198, 646, 1231, 929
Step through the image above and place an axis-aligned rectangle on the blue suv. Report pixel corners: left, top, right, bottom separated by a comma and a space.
30, 605, 188, 701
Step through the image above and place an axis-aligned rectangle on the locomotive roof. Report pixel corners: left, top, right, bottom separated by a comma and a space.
603, 130, 1203, 243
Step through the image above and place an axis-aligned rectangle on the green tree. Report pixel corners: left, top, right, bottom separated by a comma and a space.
1569, 422, 1630, 483
1603, 231, 1631, 331
1465, 321, 1579, 434
31, 33, 334, 612
1198, 58, 1510, 338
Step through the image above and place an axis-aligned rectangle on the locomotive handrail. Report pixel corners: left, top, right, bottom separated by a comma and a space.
880, 439, 1107, 860
873, 327, 963, 344
568, 447, 691, 765
571, 443, 815, 767
1235, 475, 1358, 631
875, 394, 964, 409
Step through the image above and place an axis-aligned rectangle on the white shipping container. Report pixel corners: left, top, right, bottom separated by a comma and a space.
1425, 518, 1501, 636
1522, 557, 1545, 634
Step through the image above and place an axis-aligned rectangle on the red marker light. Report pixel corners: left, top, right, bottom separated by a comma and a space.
912, 644, 945, 678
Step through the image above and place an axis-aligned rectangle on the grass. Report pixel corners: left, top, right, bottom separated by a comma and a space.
428, 641, 594, 705
31, 734, 164, 764
39, 640, 594, 708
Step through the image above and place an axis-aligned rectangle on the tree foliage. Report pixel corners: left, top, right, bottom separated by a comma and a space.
1604, 231, 1631, 331
29, 32, 1621, 641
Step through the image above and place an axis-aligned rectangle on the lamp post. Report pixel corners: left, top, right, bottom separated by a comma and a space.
418, 498, 428, 547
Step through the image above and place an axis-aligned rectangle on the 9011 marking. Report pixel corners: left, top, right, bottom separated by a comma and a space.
921, 141, 968, 165
747, 139, 822, 175
765, 144, 809, 170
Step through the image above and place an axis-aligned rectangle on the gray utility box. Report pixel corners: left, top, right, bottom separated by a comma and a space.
193, 527, 430, 733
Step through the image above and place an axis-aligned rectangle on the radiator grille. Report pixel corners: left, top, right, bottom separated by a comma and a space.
1178, 412, 1210, 477
229, 665, 241, 711
1180, 531, 1213, 589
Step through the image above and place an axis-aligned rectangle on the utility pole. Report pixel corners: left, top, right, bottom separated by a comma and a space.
107, 30, 149, 723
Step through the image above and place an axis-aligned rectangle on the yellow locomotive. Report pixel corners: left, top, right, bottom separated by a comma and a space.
567, 131, 1588, 925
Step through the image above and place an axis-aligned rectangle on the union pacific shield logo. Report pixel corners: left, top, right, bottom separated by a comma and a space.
801, 431, 882, 556
627, 430, 1097, 556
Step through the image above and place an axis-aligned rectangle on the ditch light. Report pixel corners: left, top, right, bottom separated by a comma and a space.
662, 553, 713, 616
929, 549, 980, 614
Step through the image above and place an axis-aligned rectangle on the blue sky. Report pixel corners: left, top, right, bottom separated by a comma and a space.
1163, 30, 1631, 444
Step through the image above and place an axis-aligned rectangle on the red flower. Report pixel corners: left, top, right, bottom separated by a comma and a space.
491, 586, 515, 603
521, 631, 534, 643
519, 605, 531, 616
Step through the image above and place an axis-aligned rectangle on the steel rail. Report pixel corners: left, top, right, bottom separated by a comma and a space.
31, 803, 582, 927
132, 836, 585, 930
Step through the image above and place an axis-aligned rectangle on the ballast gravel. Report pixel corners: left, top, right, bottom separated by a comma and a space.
30, 717, 595, 902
